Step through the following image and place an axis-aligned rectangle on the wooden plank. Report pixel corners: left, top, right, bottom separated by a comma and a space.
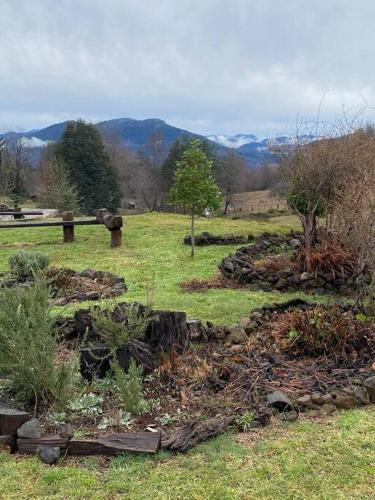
68, 432, 161, 456
17, 435, 70, 453
0, 220, 99, 229
0, 211, 43, 216
0, 409, 30, 435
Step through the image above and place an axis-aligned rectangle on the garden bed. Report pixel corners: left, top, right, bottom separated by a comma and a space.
0, 268, 127, 305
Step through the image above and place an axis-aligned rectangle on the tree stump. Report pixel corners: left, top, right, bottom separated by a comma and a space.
145, 310, 189, 353
62, 211, 74, 243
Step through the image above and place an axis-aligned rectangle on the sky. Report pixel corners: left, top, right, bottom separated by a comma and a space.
2, 0, 375, 136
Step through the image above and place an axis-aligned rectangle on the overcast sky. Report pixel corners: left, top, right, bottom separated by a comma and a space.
1, 0, 375, 136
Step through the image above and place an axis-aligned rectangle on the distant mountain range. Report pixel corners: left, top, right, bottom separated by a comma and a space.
0, 118, 300, 167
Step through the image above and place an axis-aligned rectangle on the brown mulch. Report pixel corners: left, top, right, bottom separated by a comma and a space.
180, 276, 248, 292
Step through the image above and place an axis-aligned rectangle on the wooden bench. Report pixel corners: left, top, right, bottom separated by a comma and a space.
0, 209, 123, 248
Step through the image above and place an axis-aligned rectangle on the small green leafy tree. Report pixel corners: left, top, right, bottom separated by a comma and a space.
169, 139, 220, 257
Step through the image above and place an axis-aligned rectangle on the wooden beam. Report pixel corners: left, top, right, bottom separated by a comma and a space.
0, 211, 44, 216
0, 220, 99, 229
17, 435, 70, 453
68, 432, 161, 456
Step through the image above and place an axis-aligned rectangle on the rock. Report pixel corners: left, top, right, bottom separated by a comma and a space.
17, 419, 42, 439
289, 238, 301, 248
352, 386, 369, 405
331, 392, 358, 409
267, 391, 294, 412
296, 395, 318, 410
275, 278, 289, 290
226, 327, 248, 345
311, 392, 325, 405
364, 376, 375, 403
300, 272, 312, 282
290, 274, 302, 285
250, 311, 263, 320
37, 446, 60, 465
321, 403, 336, 414
283, 410, 298, 422
245, 321, 259, 334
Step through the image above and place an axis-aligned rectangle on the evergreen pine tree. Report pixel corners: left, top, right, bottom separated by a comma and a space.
38, 145, 81, 214
56, 120, 121, 214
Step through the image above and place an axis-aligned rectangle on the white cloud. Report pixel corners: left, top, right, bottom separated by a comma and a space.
1, 0, 375, 134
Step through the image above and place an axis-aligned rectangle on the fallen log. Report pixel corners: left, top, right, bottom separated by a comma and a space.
0, 409, 30, 435
17, 435, 70, 453
68, 431, 161, 456
162, 416, 235, 452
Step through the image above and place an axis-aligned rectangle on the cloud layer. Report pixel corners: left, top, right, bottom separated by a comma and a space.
2, 0, 375, 134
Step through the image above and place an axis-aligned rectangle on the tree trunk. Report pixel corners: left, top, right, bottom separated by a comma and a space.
223, 190, 230, 215
191, 211, 195, 258
301, 212, 318, 272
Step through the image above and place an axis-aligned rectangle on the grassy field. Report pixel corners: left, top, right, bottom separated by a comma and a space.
0, 212, 310, 324
0, 212, 374, 499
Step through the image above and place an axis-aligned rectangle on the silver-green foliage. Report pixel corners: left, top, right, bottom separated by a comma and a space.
0, 281, 81, 410
8, 250, 50, 279
92, 302, 151, 352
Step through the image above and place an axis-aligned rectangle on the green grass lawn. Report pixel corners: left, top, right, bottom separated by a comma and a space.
0, 212, 374, 499
0, 409, 374, 499
0, 212, 312, 324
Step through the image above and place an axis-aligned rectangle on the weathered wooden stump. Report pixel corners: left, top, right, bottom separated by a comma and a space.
62, 211, 74, 243
0, 408, 30, 435
96, 209, 123, 248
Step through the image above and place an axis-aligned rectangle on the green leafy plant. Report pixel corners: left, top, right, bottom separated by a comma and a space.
237, 411, 255, 432
8, 250, 50, 279
92, 302, 151, 352
68, 392, 103, 417
97, 410, 134, 430
0, 281, 81, 411
156, 409, 186, 426
112, 359, 146, 416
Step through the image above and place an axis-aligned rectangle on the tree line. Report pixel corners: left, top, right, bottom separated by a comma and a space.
0, 120, 278, 214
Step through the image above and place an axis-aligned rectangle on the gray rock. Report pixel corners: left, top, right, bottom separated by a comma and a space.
289, 238, 301, 248
37, 446, 60, 465
267, 391, 294, 412
283, 410, 298, 422
364, 376, 375, 403
275, 278, 289, 290
17, 418, 41, 439
331, 392, 358, 409
226, 327, 248, 345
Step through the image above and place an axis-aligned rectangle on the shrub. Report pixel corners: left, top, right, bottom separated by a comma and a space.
271, 305, 375, 362
8, 250, 50, 279
0, 281, 81, 410
92, 302, 151, 352
112, 359, 146, 416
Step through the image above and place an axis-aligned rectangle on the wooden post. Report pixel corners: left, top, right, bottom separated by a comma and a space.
62, 211, 74, 243
111, 229, 122, 248
13, 207, 22, 220
96, 209, 123, 248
